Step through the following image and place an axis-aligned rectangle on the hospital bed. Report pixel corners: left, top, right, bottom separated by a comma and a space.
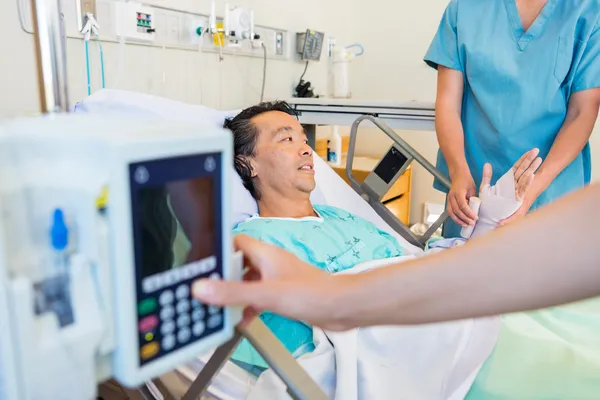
77, 92, 600, 400
71, 89, 461, 400
7, 0, 598, 396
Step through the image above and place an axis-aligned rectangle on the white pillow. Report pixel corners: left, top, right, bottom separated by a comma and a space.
74, 89, 326, 227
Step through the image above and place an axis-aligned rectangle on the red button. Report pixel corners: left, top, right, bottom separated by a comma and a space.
139, 315, 159, 332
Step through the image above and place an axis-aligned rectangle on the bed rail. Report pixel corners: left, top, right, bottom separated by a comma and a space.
347, 115, 451, 248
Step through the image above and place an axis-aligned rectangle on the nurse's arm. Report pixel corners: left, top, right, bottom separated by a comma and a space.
435, 66, 469, 178
532, 88, 600, 197
435, 66, 478, 225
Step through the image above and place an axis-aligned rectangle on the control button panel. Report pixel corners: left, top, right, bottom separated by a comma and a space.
137, 256, 225, 365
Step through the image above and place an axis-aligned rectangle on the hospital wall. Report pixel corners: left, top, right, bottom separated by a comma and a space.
343, 0, 600, 224
0, 0, 353, 117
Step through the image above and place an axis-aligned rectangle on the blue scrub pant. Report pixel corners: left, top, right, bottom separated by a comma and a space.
442, 217, 463, 239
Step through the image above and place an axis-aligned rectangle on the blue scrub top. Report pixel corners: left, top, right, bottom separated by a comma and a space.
424, 0, 600, 211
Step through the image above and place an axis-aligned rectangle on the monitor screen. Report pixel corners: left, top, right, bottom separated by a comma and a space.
373, 146, 409, 184
129, 153, 224, 365
137, 178, 215, 278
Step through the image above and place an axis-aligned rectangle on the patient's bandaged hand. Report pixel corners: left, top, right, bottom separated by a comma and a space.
461, 169, 522, 239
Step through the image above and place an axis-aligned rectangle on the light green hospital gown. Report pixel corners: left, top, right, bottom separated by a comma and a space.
230, 204, 405, 370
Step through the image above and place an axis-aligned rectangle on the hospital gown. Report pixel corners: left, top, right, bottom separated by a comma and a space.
230, 204, 405, 371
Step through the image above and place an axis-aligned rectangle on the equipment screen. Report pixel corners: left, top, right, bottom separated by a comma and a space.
129, 153, 224, 366
373, 146, 409, 184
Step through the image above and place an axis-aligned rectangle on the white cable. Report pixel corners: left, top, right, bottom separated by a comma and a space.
261, 42, 267, 102
113, 0, 130, 89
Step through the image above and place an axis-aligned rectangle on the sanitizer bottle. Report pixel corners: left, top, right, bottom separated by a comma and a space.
327, 126, 342, 166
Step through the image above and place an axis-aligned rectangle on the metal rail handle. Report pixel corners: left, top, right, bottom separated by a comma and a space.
346, 115, 451, 246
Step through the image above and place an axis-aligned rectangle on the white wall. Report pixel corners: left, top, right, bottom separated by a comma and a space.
1, 0, 598, 224
0, 0, 352, 116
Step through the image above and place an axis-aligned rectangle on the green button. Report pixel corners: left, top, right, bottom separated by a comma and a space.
138, 298, 157, 316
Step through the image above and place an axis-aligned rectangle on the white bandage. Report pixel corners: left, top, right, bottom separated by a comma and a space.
461, 169, 522, 240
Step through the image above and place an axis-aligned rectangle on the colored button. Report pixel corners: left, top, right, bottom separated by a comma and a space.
162, 334, 176, 351
161, 320, 175, 335
159, 290, 174, 306
176, 284, 189, 300
193, 321, 205, 336
192, 307, 205, 322
178, 327, 191, 344
139, 315, 159, 332
176, 300, 190, 314
140, 342, 159, 360
207, 314, 222, 329
160, 305, 175, 321
138, 298, 157, 316
144, 332, 154, 342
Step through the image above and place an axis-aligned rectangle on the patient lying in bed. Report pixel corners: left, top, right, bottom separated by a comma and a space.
224, 101, 539, 376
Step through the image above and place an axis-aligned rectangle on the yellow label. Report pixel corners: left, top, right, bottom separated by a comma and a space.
213, 22, 225, 47
95, 186, 109, 209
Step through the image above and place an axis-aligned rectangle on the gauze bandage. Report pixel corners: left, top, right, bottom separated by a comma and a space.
461, 169, 522, 239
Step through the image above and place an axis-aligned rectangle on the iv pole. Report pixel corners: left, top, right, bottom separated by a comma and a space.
30, 0, 70, 113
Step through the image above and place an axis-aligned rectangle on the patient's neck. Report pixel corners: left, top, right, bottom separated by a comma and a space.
258, 193, 315, 218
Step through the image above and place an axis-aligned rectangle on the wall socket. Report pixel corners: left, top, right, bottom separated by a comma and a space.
275, 31, 284, 55
77, 0, 97, 31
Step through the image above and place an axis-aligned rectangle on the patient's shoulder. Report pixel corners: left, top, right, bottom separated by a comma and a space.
232, 218, 286, 246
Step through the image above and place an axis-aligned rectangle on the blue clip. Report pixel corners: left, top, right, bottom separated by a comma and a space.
51, 208, 69, 251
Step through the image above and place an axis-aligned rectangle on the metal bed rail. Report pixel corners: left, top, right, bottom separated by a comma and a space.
347, 115, 451, 248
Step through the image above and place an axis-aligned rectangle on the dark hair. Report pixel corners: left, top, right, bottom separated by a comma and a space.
224, 101, 298, 200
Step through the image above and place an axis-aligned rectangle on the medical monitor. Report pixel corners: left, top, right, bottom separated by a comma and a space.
0, 114, 241, 399
363, 144, 413, 200
129, 153, 224, 367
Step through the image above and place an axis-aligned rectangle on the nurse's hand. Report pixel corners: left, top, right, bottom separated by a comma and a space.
191, 235, 352, 330
447, 173, 478, 228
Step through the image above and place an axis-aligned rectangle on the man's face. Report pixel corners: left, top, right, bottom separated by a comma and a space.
248, 111, 315, 199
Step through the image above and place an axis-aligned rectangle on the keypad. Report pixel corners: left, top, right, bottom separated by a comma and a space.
160, 305, 175, 321
159, 290, 174, 306
192, 307, 205, 322
176, 284, 189, 299
137, 256, 224, 365
176, 299, 190, 314
162, 334, 176, 351
193, 321, 206, 336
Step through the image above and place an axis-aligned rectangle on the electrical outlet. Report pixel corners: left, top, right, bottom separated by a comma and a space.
78, 0, 97, 32
275, 31, 284, 56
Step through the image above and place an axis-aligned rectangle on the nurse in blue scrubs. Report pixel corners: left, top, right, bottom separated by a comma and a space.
424, 0, 600, 237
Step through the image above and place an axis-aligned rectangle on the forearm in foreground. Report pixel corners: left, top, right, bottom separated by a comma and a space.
336, 183, 600, 328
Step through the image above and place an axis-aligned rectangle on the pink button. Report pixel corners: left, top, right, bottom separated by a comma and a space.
139, 315, 159, 333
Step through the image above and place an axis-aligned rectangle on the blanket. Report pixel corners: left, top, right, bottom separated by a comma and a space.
246, 257, 501, 400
